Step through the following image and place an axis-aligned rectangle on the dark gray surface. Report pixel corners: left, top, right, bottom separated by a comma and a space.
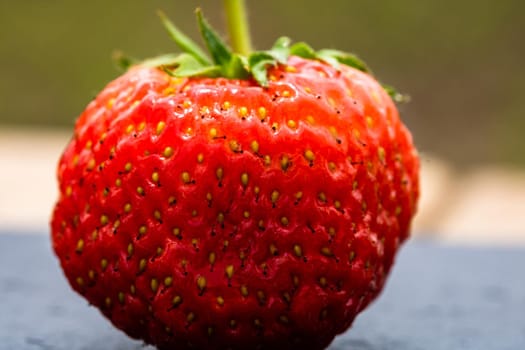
1, 234, 524, 350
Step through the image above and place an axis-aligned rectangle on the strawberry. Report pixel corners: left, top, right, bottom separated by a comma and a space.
51, 3, 419, 350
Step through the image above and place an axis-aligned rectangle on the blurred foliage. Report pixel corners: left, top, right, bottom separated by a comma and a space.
1, 0, 524, 166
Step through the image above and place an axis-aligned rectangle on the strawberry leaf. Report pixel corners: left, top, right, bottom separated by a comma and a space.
316, 49, 370, 73
196, 8, 232, 66
269, 37, 291, 64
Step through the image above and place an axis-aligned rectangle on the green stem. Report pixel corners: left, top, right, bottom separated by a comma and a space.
223, 0, 253, 55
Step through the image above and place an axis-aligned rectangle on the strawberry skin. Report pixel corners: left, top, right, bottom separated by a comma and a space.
51, 56, 419, 349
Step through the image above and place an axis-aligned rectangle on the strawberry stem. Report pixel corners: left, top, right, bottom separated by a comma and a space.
223, 0, 253, 55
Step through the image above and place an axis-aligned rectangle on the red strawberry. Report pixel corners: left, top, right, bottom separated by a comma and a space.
51, 4, 419, 350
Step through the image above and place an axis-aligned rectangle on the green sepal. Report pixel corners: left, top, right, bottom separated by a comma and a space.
112, 51, 137, 71
196, 8, 232, 66
382, 84, 410, 104
289, 42, 317, 59
269, 37, 291, 64
248, 52, 277, 86
316, 49, 370, 73
158, 10, 211, 66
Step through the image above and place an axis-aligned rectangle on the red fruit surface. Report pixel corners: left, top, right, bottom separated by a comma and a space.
51, 56, 419, 350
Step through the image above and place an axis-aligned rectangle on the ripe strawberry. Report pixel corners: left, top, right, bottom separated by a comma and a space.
51, 4, 419, 350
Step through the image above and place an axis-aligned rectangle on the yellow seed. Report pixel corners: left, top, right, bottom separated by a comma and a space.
279, 315, 289, 324
126, 124, 134, 134
283, 292, 291, 303
222, 101, 231, 110
172, 295, 182, 306
105, 297, 112, 307
321, 247, 333, 257
91, 230, 98, 240
136, 186, 144, 195
318, 192, 327, 202
349, 251, 356, 262
217, 296, 225, 306
151, 172, 159, 183
183, 100, 192, 108
353, 181, 358, 190
258, 220, 265, 229
197, 153, 204, 163
101, 258, 108, 270
138, 122, 146, 131
88, 270, 95, 280
151, 278, 159, 292
319, 277, 327, 287
230, 319, 237, 328
280, 156, 290, 171
200, 106, 210, 115
217, 212, 225, 223
295, 191, 303, 200
139, 258, 147, 272
154, 210, 162, 221
257, 106, 267, 120
229, 140, 240, 152
192, 209, 198, 217
187, 312, 195, 323
207, 327, 214, 337
209, 128, 218, 138
328, 162, 336, 172
263, 155, 271, 166
328, 227, 336, 236
76, 277, 84, 286
285, 65, 297, 73
395, 206, 402, 215
254, 186, 260, 194
124, 162, 132, 172
206, 192, 212, 201
306, 115, 315, 124
271, 190, 280, 204
181, 171, 191, 184
240, 285, 248, 297
113, 220, 121, 229
100, 215, 109, 225
238, 106, 248, 117
127, 243, 134, 256
292, 275, 300, 286
304, 149, 315, 162
366, 116, 374, 127
138, 225, 147, 236
293, 245, 302, 257
86, 158, 95, 171
76, 239, 84, 253
241, 173, 249, 187
225, 265, 234, 278
257, 290, 265, 303
378, 147, 386, 162
287, 120, 297, 128
115, 178, 122, 187
118, 292, 125, 304
156, 121, 166, 135
280, 217, 289, 226
250, 140, 259, 153
216, 167, 223, 180
243, 211, 250, 218
164, 276, 173, 286
269, 244, 278, 255
168, 196, 176, 205
65, 186, 72, 197
130, 284, 136, 294
163, 147, 174, 158
197, 276, 207, 291
208, 252, 216, 265
107, 98, 115, 108
334, 200, 341, 209
271, 122, 279, 131
124, 203, 132, 213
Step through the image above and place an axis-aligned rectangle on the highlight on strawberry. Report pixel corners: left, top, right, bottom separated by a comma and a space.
51, 1, 419, 349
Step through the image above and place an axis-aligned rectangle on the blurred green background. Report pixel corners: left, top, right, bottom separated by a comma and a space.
1, 0, 523, 167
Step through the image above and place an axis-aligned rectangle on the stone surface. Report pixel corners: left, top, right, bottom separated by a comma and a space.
1, 234, 524, 350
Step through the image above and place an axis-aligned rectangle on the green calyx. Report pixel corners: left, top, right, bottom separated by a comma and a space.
116, 8, 407, 103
